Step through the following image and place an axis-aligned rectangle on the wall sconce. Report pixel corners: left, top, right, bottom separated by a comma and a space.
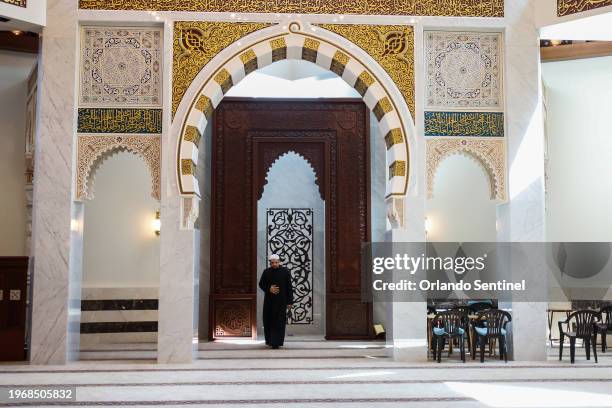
425, 217, 432, 235
153, 211, 161, 236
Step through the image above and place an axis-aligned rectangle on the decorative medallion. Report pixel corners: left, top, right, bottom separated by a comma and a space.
425, 31, 502, 110
172, 21, 271, 117
77, 108, 162, 134
558, 0, 612, 16
214, 300, 252, 337
427, 138, 506, 201
267, 208, 314, 325
76, 135, 161, 201
318, 24, 415, 119
0, 0, 26, 7
425, 111, 504, 137
79, 0, 504, 17
80, 26, 162, 107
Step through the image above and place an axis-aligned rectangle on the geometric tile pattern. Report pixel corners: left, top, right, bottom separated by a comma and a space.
558, 0, 612, 16
80, 26, 163, 107
425, 111, 504, 137
77, 108, 163, 134
425, 31, 502, 110
79, 0, 505, 17
317, 24, 415, 119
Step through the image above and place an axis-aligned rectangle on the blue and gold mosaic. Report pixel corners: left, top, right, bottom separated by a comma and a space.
425, 111, 504, 137
78, 108, 163, 134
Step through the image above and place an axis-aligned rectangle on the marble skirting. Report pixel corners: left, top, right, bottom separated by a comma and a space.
80, 287, 159, 345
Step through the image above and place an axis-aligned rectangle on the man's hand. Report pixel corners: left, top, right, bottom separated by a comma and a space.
270, 285, 280, 295
287, 304, 293, 310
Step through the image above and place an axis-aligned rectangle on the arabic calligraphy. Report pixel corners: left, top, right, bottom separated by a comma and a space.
77, 108, 163, 134
79, 0, 504, 17
425, 111, 504, 137
558, 0, 612, 16
0, 0, 26, 7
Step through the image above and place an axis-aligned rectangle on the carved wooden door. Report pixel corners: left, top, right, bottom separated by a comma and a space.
210, 98, 372, 340
0, 257, 28, 361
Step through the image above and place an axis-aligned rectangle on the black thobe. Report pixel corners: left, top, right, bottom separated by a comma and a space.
259, 266, 294, 347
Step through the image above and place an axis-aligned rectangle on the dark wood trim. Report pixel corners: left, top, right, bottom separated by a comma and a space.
541, 41, 612, 62
0, 31, 39, 54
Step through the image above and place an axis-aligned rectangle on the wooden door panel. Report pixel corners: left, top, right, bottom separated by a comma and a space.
0, 257, 28, 361
211, 98, 372, 340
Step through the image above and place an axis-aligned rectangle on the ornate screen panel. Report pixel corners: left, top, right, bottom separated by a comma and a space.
266, 208, 314, 325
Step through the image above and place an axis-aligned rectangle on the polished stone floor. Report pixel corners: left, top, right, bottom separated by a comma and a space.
1, 340, 612, 407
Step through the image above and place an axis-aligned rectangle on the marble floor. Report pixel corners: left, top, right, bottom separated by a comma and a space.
1, 340, 612, 407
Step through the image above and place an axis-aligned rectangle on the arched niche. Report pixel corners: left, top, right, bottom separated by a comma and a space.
76, 135, 161, 202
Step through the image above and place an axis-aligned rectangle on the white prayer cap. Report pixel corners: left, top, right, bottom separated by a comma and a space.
269, 254, 280, 261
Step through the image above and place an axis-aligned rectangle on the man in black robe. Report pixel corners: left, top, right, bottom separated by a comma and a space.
259, 254, 293, 349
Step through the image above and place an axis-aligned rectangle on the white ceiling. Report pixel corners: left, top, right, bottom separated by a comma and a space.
541, 11, 612, 41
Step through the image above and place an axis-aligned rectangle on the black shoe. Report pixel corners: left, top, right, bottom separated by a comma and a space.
272, 346, 279, 349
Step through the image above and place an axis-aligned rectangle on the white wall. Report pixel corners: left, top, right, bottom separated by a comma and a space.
82, 151, 160, 287
543, 56, 612, 242
426, 154, 498, 242
0, 51, 36, 256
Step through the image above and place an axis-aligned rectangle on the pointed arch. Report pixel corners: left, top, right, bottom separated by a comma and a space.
76, 135, 161, 201
426, 138, 507, 201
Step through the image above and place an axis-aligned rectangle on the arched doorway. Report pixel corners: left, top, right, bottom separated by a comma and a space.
169, 20, 416, 346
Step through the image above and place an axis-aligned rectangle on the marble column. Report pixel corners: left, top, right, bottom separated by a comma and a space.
29, 0, 82, 365
157, 21, 198, 364
497, 0, 548, 361
157, 195, 198, 363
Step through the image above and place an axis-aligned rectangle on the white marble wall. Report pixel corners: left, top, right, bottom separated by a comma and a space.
498, 0, 547, 361
29, 0, 81, 365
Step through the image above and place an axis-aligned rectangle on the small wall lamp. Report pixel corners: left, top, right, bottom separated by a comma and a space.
153, 211, 161, 236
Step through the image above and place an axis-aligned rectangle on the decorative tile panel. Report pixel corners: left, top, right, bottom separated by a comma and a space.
80, 27, 162, 107
558, 0, 612, 16
79, 0, 504, 17
77, 108, 162, 134
318, 24, 415, 119
425, 111, 504, 137
425, 31, 502, 110
172, 21, 271, 117
0, 0, 26, 7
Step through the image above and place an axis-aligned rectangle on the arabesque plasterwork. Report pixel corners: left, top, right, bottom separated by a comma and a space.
79, 0, 504, 17
172, 21, 271, 117
317, 24, 415, 119
427, 138, 506, 201
76, 135, 161, 201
